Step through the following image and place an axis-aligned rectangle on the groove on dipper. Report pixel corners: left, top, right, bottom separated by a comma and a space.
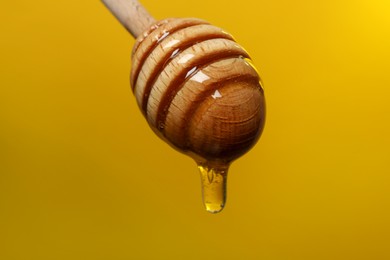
138, 25, 236, 113
153, 50, 250, 132
131, 18, 209, 91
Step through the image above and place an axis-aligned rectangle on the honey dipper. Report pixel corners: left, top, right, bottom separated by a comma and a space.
102, 0, 266, 213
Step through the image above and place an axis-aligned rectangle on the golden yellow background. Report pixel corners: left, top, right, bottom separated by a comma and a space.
1, 0, 390, 259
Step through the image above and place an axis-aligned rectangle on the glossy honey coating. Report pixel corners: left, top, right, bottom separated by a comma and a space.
130, 18, 265, 165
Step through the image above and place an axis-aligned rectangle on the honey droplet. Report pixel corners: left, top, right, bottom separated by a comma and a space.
197, 162, 229, 214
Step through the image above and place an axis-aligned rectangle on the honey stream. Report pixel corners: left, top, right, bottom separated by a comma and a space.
197, 162, 229, 213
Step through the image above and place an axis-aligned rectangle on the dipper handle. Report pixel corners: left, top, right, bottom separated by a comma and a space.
101, 0, 156, 38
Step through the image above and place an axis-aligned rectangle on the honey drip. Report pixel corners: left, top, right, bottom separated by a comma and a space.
197, 163, 229, 214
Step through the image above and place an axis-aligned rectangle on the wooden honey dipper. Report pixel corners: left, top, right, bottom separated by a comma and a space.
102, 0, 266, 213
